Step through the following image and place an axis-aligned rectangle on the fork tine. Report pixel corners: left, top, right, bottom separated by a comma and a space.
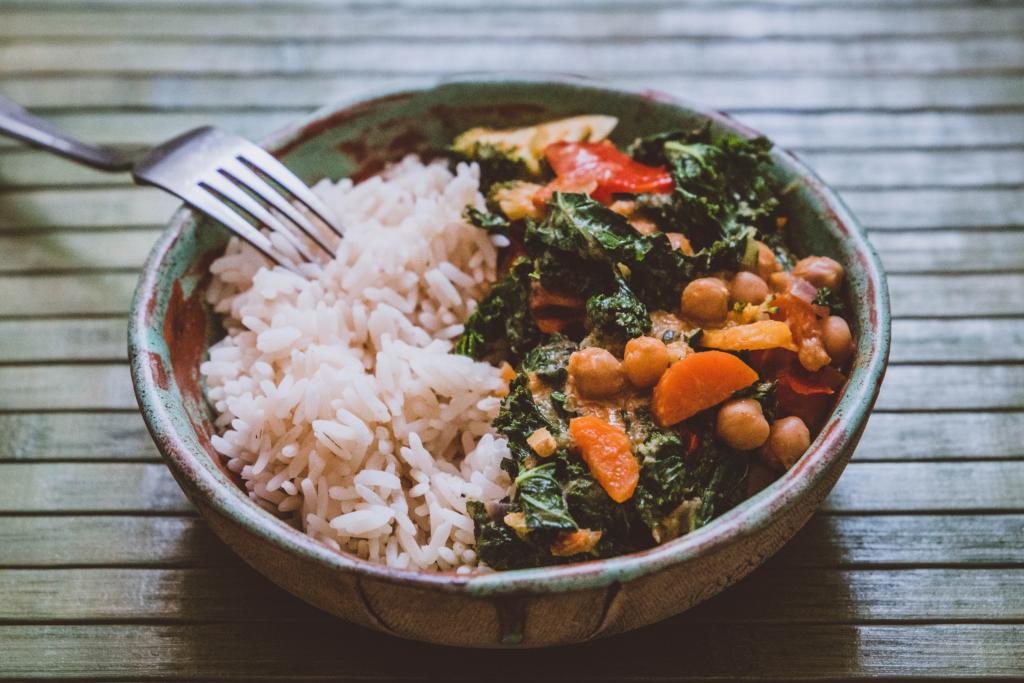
221, 158, 336, 257
237, 145, 344, 238
177, 186, 294, 269
201, 172, 317, 264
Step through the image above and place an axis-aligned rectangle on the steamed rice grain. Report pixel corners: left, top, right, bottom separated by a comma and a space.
200, 157, 511, 572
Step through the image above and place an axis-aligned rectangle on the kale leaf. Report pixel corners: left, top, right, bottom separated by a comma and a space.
515, 462, 578, 532
493, 375, 559, 444
585, 271, 651, 342
521, 334, 577, 386
455, 257, 542, 361
449, 141, 531, 191
467, 501, 548, 570
527, 192, 654, 265
463, 205, 511, 236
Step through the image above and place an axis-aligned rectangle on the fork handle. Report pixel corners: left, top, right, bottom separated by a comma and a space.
0, 94, 140, 172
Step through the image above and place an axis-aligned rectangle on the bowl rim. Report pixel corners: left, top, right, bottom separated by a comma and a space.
129, 73, 891, 596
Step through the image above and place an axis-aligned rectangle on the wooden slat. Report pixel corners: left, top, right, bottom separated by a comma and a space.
0, 516, 229, 567
0, 460, 1019, 515
0, 230, 157, 272
0, 412, 156, 460
4, 7, 1022, 39
858, 412, 1024, 460
0, 319, 129, 363
7, 74, 1024, 111
2, 565, 1021, 624
0, 623, 1020, 679
1, 361, 1021, 412
888, 274, 1024, 318
0, 364, 136, 410
845, 188, 1024, 230
825, 462, 1024, 513
781, 514, 1024, 566
2, 110, 1021, 153
0, 187, 177, 231
3, 513, 1021, 568
1, 37, 1021, 76
874, 231, 1024, 274
803, 149, 1024, 189
0, 463, 191, 513
3, 271, 1020, 317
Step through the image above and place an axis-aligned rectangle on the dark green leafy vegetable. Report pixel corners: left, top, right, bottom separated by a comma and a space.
467, 501, 548, 570
813, 286, 846, 314
449, 141, 531, 191
493, 375, 559, 446
527, 192, 652, 265
455, 258, 541, 361
585, 272, 650, 343
515, 463, 578, 531
463, 205, 511, 236
520, 335, 577, 386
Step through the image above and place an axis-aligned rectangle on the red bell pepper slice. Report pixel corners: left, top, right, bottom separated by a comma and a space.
536, 141, 674, 204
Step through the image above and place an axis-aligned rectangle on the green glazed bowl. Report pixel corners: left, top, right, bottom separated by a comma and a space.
128, 75, 890, 648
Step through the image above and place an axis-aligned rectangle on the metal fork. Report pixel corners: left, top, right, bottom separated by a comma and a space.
0, 94, 342, 268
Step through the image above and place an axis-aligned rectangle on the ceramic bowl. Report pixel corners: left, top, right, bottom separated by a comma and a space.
128, 75, 890, 648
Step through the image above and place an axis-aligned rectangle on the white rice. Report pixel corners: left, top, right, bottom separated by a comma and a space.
200, 156, 512, 573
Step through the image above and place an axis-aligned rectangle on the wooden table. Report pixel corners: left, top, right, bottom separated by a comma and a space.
2, 1, 1023, 679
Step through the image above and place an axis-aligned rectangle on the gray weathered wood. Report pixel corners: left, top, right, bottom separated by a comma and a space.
1, 37, 1021, 76
845, 188, 1024, 230
0, 318, 129, 362
858, 412, 1024, 459
0, 412, 157, 460
0, 463, 191, 513
7, 74, 1023, 111
0, 623, 1020, 679
825, 462, 1024, 513
0, 230, 158, 272
874, 231, 1024, 274
4, 7, 1021, 39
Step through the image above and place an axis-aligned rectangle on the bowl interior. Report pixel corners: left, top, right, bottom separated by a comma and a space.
129, 77, 890, 593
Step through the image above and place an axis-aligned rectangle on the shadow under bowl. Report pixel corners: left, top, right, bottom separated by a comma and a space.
128, 75, 890, 648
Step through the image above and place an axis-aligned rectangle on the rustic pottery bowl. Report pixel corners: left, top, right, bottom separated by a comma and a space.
128, 75, 890, 648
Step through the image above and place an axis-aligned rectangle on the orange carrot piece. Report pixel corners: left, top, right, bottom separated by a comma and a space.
569, 416, 639, 503
699, 320, 798, 352
651, 350, 759, 427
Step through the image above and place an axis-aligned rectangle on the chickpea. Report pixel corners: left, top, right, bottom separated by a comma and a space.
754, 241, 780, 281
665, 232, 694, 255
716, 399, 771, 451
681, 277, 729, 324
793, 256, 844, 290
568, 347, 625, 400
730, 271, 770, 305
759, 416, 811, 472
822, 315, 854, 366
623, 336, 670, 388
769, 271, 796, 293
